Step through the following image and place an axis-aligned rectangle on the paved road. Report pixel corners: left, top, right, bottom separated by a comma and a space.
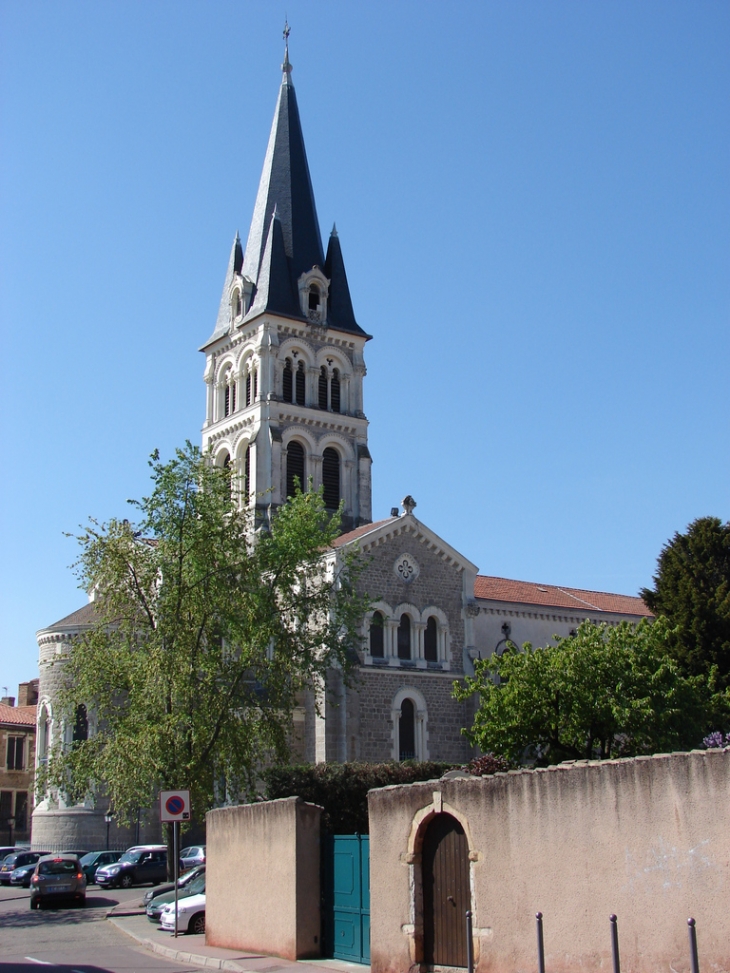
0, 883, 205, 972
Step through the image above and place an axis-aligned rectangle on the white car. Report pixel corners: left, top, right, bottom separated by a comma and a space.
159, 892, 205, 935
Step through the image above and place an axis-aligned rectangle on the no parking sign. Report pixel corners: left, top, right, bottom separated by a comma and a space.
159, 789, 191, 822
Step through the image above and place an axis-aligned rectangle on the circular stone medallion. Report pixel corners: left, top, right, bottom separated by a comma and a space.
394, 553, 419, 583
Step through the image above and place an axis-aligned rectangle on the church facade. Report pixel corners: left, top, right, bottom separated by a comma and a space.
31, 45, 650, 850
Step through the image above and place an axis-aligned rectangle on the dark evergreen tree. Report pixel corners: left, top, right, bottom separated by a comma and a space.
641, 517, 730, 687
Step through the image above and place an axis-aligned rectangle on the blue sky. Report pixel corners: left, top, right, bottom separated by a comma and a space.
1, 1, 728, 697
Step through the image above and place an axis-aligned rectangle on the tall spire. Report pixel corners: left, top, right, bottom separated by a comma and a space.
240, 26, 324, 307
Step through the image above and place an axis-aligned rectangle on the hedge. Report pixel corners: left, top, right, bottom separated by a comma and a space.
262, 761, 458, 834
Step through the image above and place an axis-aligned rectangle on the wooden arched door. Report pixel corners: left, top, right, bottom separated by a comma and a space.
422, 813, 470, 967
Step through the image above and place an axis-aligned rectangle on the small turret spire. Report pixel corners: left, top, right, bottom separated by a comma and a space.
282, 19, 292, 84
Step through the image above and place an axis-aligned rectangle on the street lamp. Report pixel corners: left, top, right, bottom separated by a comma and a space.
7, 816, 15, 848
104, 812, 113, 850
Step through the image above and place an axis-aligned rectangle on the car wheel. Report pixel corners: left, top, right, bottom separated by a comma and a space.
120, 874, 133, 889
30, 898, 38, 910
189, 912, 205, 935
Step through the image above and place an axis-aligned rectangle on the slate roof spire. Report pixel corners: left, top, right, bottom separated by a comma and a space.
203, 30, 366, 345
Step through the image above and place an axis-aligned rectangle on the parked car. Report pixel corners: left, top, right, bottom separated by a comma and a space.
147, 871, 205, 923
95, 845, 167, 889
159, 892, 206, 934
0, 852, 48, 885
179, 845, 206, 871
79, 850, 123, 885
29, 855, 87, 909
0, 847, 16, 861
143, 864, 205, 906
10, 862, 39, 888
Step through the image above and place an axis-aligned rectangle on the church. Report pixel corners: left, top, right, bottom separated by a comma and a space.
32, 42, 650, 850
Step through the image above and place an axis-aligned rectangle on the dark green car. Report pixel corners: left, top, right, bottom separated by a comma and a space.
79, 850, 123, 885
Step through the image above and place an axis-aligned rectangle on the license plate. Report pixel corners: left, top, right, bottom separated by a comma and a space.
54, 885, 71, 892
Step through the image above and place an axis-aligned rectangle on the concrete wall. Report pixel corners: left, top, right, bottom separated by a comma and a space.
368, 748, 730, 973
206, 797, 322, 960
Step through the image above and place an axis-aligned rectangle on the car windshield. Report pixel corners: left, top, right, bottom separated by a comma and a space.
3, 855, 18, 867
39, 860, 78, 876
79, 853, 97, 866
187, 876, 205, 895
118, 851, 142, 864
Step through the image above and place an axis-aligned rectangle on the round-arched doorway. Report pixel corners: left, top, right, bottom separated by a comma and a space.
421, 813, 470, 967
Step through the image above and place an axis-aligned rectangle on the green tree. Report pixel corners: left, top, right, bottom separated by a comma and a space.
454, 619, 720, 766
41, 442, 365, 842
640, 517, 730, 687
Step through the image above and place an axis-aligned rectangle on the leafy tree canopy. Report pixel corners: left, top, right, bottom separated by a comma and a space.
42, 442, 366, 828
454, 619, 725, 766
640, 516, 730, 687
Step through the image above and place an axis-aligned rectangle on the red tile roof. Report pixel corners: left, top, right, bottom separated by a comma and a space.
474, 575, 652, 617
0, 704, 37, 728
332, 518, 398, 548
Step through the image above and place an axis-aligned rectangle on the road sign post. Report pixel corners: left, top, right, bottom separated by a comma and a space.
159, 791, 190, 939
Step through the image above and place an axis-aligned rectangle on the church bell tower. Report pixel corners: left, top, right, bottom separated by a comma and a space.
200, 37, 372, 531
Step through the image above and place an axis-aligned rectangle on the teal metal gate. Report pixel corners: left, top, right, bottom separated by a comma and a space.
322, 834, 370, 964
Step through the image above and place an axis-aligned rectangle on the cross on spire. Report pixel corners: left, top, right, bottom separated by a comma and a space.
282, 19, 292, 78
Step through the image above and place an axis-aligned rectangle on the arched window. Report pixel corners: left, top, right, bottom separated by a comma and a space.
38, 706, 50, 764
331, 369, 341, 414
243, 445, 251, 498
319, 366, 328, 410
253, 367, 258, 401
283, 359, 293, 403
399, 699, 416, 760
397, 614, 411, 660
246, 371, 252, 406
308, 284, 320, 312
322, 448, 340, 510
369, 611, 385, 658
424, 616, 438, 662
296, 361, 305, 405
286, 441, 305, 498
72, 705, 88, 744
224, 383, 233, 417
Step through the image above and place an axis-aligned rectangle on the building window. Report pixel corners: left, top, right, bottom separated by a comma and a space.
397, 614, 411, 660
319, 366, 328, 410
283, 359, 293, 402
424, 616, 438, 662
6, 736, 24, 771
331, 369, 341, 413
224, 379, 235, 417
73, 705, 88, 744
296, 361, 305, 405
243, 445, 251, 498
14, 792, 28, 831
286, 441, 305, 498
399, 699, 416, 760
322, 448, 340, 510
246, 371, 252, 406
369, 611, 385, 658
308, 284, 320, 312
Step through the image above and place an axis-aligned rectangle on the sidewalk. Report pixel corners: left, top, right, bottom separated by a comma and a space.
108, 912, 370, 973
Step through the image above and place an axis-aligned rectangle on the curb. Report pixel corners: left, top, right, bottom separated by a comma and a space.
108, 916, 247, 972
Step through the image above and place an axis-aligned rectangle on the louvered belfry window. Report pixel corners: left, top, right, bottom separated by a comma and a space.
331, 369, 341, 413
224, 384, 231, 417
398, 614, 411, 659
369, 611, 385, 657
399, 698, 416, 760
283, 359, 293, 402
319, 367, 328, 409
253, 368, 258, 401
286, 441, 305, 497
322, 448, 340, 510
246, 372, 252, 406
244, 445, 251, 497
296, 361, 306, 405
424, 616, 438, 661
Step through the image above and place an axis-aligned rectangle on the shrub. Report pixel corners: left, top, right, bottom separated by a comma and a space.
262, 761, 457, 834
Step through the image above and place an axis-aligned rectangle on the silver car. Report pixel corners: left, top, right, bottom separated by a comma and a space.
29, 855, 87, 909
